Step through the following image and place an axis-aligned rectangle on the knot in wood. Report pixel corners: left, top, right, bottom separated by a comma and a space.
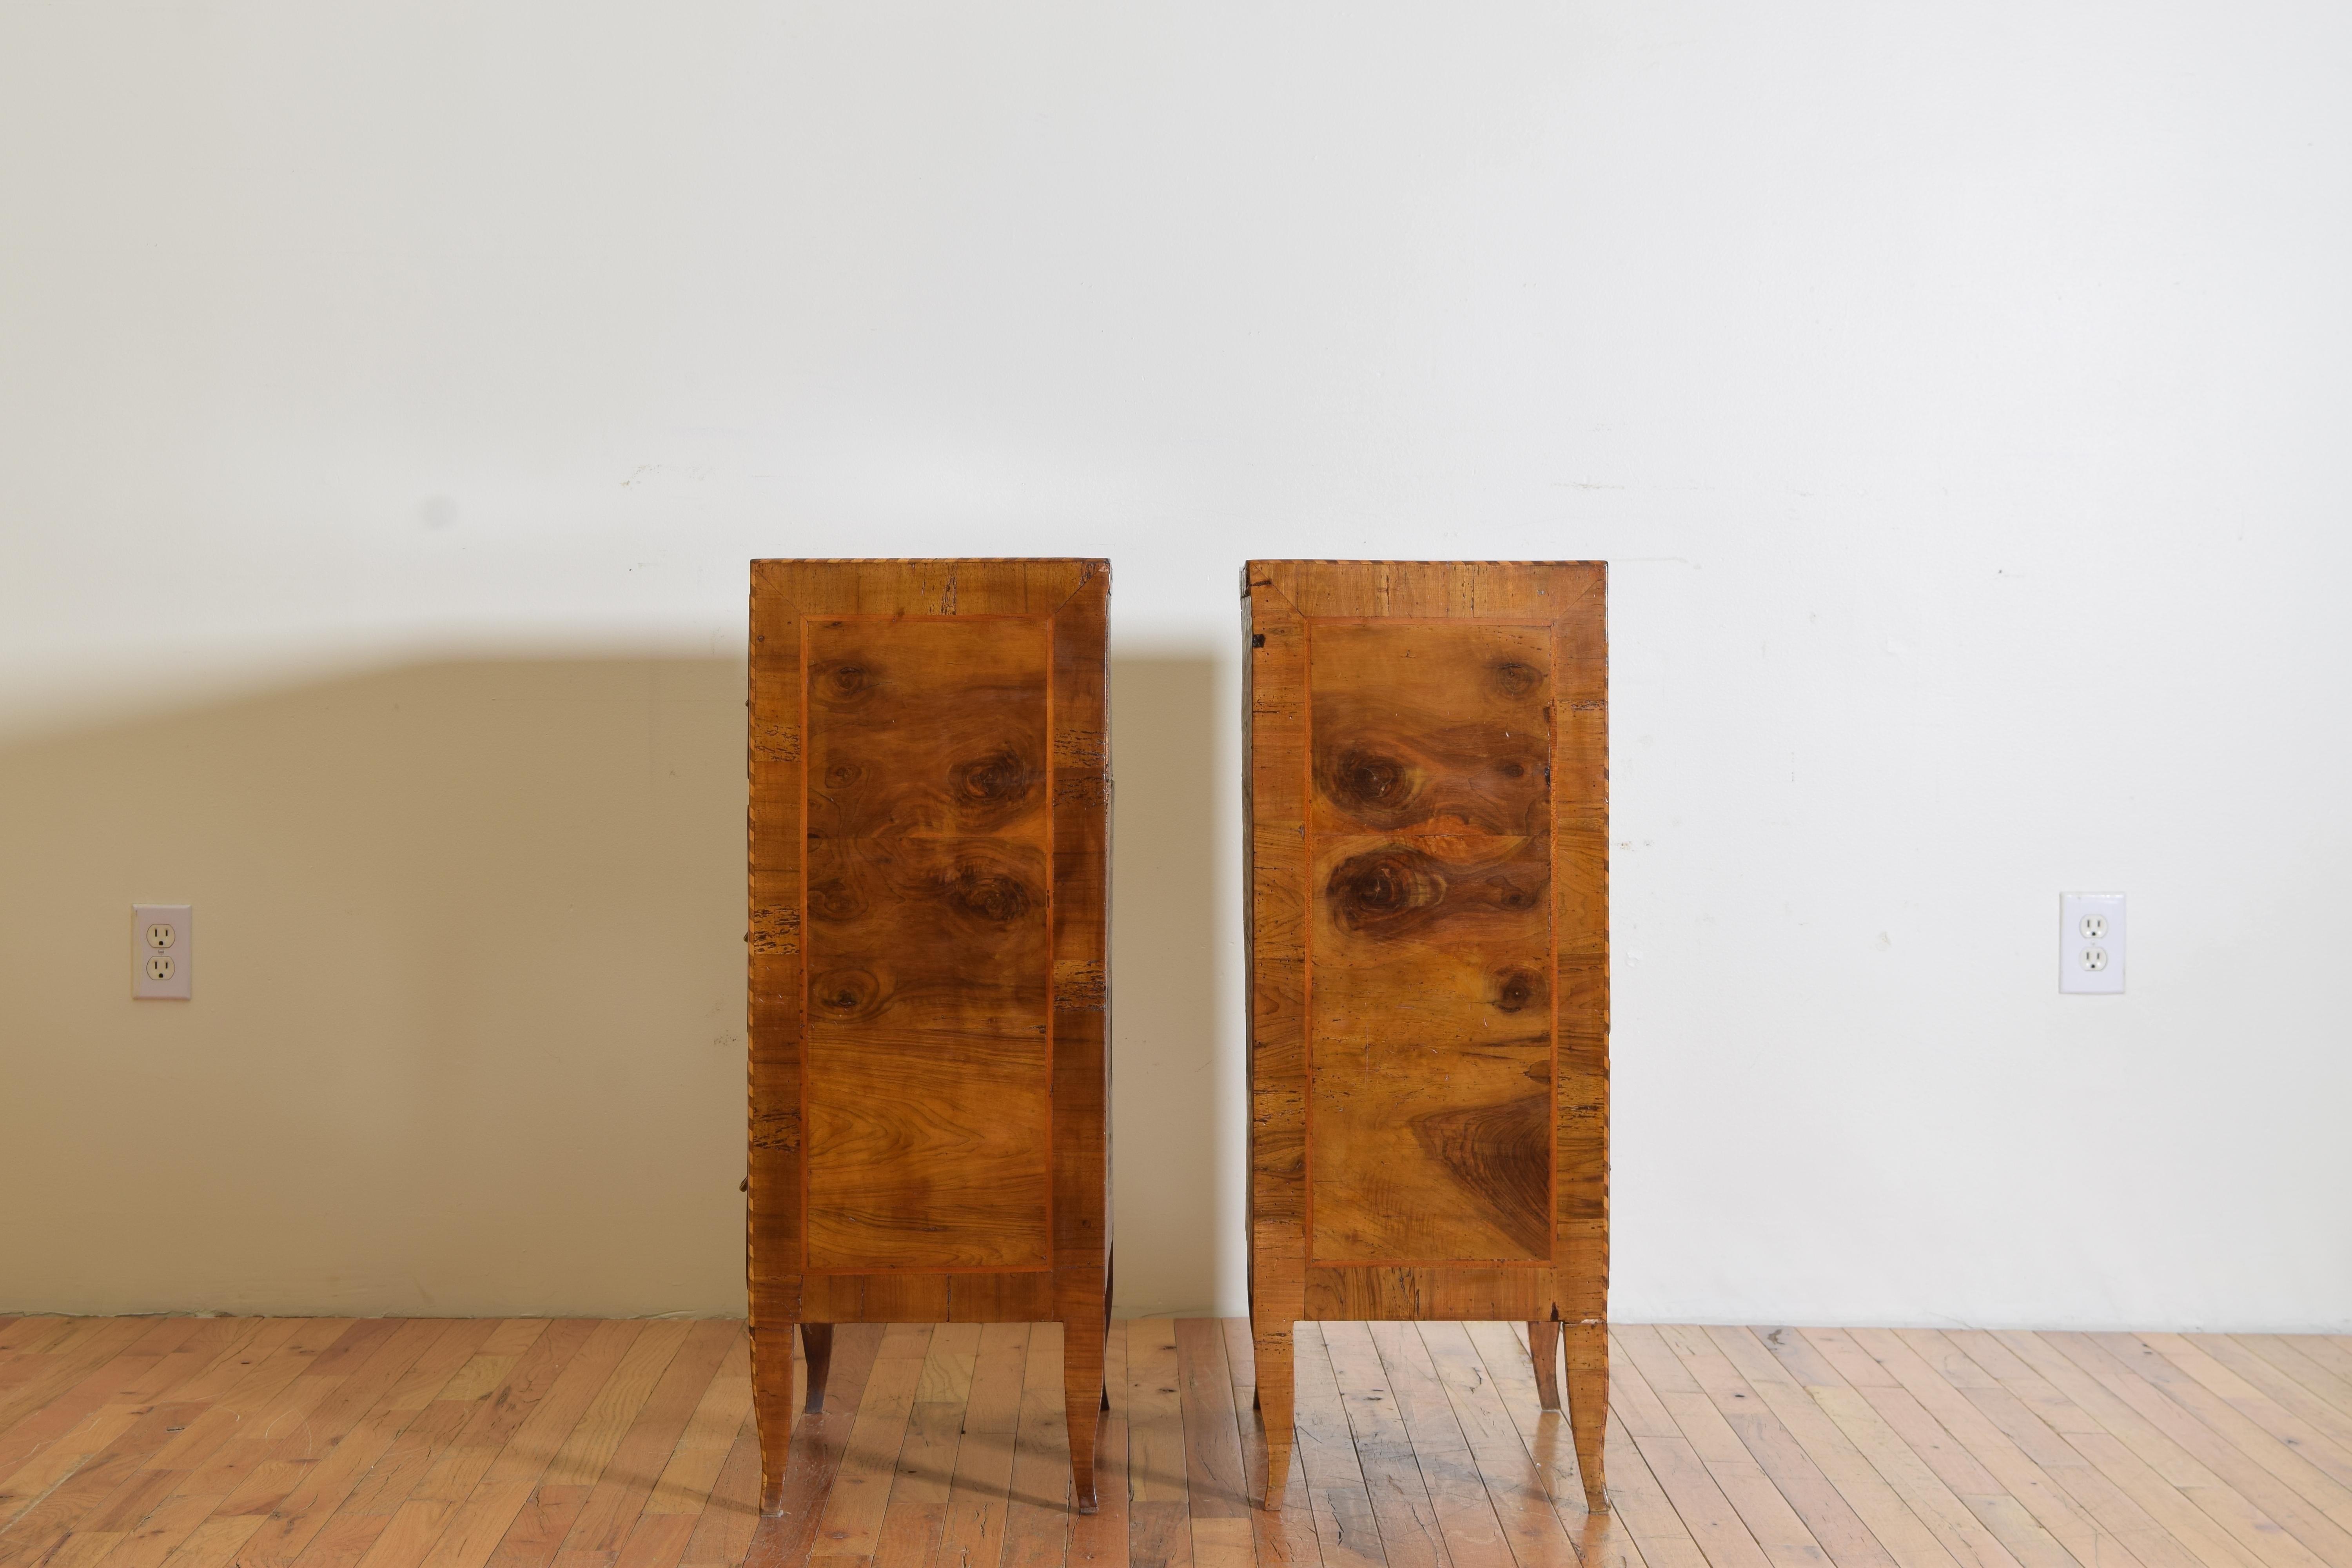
1325, 847, 1446, 935
949, 746, 1036, 811
1490, 659, 1544, 697
941, 859, 1036, 925
1322, 746, 1421, 818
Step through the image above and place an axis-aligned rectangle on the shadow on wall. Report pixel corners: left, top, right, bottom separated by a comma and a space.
1105, 656, 1228, 1318
0, 652, 1229, 1319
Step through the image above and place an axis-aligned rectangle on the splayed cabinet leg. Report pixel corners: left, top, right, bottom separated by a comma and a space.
1254, 1320, 1296, 1511
1564, 1319, 1608, 1511
1063, 1314, 1106, 1515
800, 1323, 833, 1414
1529, 1319, 1562, 1409
752, 1321, 797, 1515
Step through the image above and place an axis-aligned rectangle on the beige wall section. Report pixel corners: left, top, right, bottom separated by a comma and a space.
0, 657, 750, 1317
0, 651, 1231, 1318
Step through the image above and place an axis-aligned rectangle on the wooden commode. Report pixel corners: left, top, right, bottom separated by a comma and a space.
746, 559, 1112, 1515
1243, 559, 1610, 1512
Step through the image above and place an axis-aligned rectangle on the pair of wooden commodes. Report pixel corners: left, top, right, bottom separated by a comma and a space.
746, 558, 1609, 1518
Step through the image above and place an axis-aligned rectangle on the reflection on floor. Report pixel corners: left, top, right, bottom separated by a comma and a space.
3, 1316, 2348, 1568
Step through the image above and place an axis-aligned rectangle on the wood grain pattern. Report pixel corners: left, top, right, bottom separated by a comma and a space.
1308, 829, 1553, 1266
1245, 561, 1608, 1515
2, 1317, 2342, 1568
748, 560, 1111, 1518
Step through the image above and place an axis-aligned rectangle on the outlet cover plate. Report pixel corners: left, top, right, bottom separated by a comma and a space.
2060, 892, 2123, 994
132, 904, 192, 1000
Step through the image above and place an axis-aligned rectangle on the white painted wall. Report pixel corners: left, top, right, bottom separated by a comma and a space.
2, 1, 2347, 1327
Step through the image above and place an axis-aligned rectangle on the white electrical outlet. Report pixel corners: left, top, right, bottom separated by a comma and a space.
132, 904, 192, 999
2060, 893, 2123, 994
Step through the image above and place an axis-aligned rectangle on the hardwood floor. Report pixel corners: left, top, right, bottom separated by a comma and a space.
5, 1318, 2349, 1568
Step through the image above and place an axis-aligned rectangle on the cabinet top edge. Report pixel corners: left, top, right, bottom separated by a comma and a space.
750, 557, 1110, 567
1243, 559, 1606, 569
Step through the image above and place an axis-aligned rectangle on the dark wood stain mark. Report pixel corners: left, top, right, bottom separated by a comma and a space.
1409, 1091, 1553, 1258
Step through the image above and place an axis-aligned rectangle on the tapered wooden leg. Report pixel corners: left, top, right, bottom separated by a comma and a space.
1529, 1319, 1562, 1409
801, 1323, 834, 1414
1063, 1316, 1106, 1515
751, 1321, 797, 1515
1101, 1251, 1114, 1411
1564, 1319, 1608, 1511
1254, 1319, 1296, 1511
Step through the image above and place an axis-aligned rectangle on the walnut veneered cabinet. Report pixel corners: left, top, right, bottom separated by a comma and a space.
1244, 560, 1609, 1512
747, 559, 1111, 1515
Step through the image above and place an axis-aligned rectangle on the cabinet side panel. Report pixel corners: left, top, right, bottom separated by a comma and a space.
748, 566, 807, 1326
1305, 619, 1555, 1267
1244, 573, 1310, 1330
1050, 568, 1111, 1281
1553, 565, 1609, 1324
800, 613, 1055, 1273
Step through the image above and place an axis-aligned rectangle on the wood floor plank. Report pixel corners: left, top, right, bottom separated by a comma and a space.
2043, 1334, 2352, 1559
1940, 1330, 2276, 1568
1295, 1324, 1387, 1568
1706, 1328, 1968, 1568
644, 1330, 753, 1520
67, 1321, 353, 1568
0, 1321, 69, 1357
1456, 1319, 1647, 1568
1793, 1330, 2083, 1568
176, 1325, 378, 1506
999, 1321, 1072, 1568
0, 1320, 199, 1484
1750, 1329, 2030, 1568
1985, 1333, 2336, 1568
2272, 1345, 2352, 1411
0, 1341, 202, 1526
1125, 1316, 1190, 1568
12, 1322, 387, 1568
542, 1322, 695, 1499
1125, 1321, 1187, 1513
676, 1407, 759, 1568
5, 1319, 2345, 1568
610, 1512, 695, 1568
1323, 1323, 1452, 1568
1881, 1328, 2219, 1568
1626, 1325, 1846, 1568
473, 1315, 692, 1568
551, 1320, 744, 1567
741, 1324, 883, 1568
872, 1402, 955, 1564
411, 1319, 648, 1568
937, 1321, 1032, 1568
0, 1320, 271, 1551
2115, 1336, 2352, 1497
254, 1321, 505, 1568
1068, 1318, 1127, 1568
0, 1320, 156, 1448
1648, 1323, 1894, 1568
1611, 1329, 1785, 1568
1360, 1322, 1522, 1568
1174, 1319, 1251, 1568
807, 1325, 932, 1562
862, 1334, 958, 1568
1594, 1404, 1718, 1568
1224, 1317, 1322, 1568
2223, 1341, 2352, 1434
356, 1322, 597, 1568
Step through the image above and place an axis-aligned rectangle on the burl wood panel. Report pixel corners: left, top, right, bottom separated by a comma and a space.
1245, 560, 1608, 1514
748, 559, 1110, 1519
